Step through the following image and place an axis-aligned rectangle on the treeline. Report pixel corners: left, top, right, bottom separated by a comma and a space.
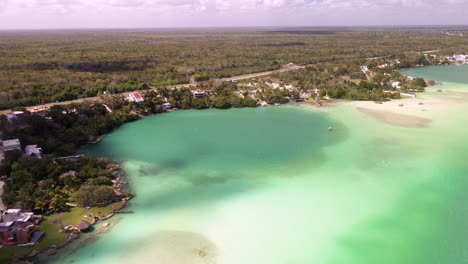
0, 83, 263, 211
0, 155, 119, 211
0, 103, 140, 155
267, 56, 431, 101
1, 28, 467, 109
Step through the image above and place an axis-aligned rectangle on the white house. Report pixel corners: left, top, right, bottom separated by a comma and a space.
453, 55, 467, 63
3, 139, 21, 152
162, 103, 172, 109
191, 90, 206, 99
299, 92, 311, 100
391, 81, 402, 89
284, 85, 294, 91
128, 92, 144, 103
25, 145, 43, 158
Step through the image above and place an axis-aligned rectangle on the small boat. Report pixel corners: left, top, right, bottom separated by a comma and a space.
328, 127, 333, 131
274, 103, 280, 106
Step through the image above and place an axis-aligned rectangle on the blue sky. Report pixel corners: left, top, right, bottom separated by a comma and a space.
0, 0, 467, 29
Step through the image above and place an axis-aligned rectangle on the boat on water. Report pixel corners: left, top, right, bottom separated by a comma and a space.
328, 127, 333, 131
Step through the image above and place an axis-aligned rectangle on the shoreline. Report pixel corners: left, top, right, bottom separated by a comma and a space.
14, 65, 466, 262
3, 161, 133, 264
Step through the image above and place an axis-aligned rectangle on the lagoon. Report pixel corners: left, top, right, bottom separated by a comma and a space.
40, 65, 468, 264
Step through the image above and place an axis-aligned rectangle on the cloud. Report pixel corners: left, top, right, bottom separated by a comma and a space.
0, 0, 467, 28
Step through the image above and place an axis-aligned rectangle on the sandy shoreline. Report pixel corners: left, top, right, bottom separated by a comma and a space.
352, 87, 468, 128
356, 107, 431, 128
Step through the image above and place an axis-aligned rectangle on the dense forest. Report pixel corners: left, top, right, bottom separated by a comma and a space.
0, 27, 467, 109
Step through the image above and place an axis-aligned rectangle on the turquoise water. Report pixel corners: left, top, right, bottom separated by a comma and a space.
40, 65, 468, 264
402, 64, 468, 84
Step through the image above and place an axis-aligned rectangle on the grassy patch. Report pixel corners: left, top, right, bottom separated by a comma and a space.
0, 203, 122, 263
49, 202, 122, 227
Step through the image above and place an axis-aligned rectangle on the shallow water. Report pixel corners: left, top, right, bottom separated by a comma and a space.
402, 64, 468, 84
40, 65, 468, 264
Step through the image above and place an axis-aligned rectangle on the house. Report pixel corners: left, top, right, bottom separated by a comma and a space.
284, 85, 294, 91
0, 209, 43, 246
5, 111, 24, 120
162, 103, 172, 109
453, 55, 467, 64
282, 63, 301, 71
25, 145, 42, 158
30, 108, 48, 115
6, 114, 16, 120
391, 81, 402, 89
128, 92, 144, 103
12, 111, 24, 117
269, 83, 280, 89
191, 90, 206, 99
247, 90, 257, 99
2, 139, 21, 152
1, 209, 22, 223
299, 92, 311, 100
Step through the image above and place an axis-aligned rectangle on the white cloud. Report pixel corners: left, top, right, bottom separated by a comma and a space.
0, 0, 467, 28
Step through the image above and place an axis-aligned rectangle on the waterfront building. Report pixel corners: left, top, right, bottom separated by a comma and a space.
0, 209, 43, 246
128, 92, 144, 103
25, 145, 43, 158
162, 103, 172, 109
2, 139, 21, 152
191, 90, 206, 99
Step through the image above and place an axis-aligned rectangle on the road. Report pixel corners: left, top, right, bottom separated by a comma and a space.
0, 65, 308, 115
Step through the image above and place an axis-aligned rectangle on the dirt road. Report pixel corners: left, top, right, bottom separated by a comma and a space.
0, 65, 309, 115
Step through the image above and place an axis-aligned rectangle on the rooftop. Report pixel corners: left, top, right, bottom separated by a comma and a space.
3, 139, 20, 148
132, 92, 143, 99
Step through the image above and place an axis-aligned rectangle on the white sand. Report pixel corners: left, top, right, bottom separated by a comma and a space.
352, 89, 468, 128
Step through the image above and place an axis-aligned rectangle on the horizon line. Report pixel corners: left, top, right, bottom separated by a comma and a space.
1, 24, 468, 31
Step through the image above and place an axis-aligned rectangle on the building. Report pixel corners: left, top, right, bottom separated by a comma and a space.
30, 108, 48, 115
128, 92, 144, 103
378, 64, 390, 68
247, 90, 257, 99
162, 103, 172, 109
2, 139, 21, 152
391, 81, 402, 89
300, 92, 311, 100
446, 55, 468, 64
25, 145, 43, 158
453, 55, 467, 64
0, 209, 43, 246
191, 90, 206, 99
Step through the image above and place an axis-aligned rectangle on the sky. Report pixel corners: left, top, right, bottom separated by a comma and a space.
0, 0, 467, 29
